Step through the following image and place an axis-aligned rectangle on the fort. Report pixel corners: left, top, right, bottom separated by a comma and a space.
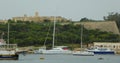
74, 21, 120, 34
60, 21, 120, 34
12, 12, 69, 22
0, 12, 119, 34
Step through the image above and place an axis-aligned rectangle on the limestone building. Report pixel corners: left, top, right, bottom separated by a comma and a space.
12, 12, 69, 22
93, 42, 120, 50
0, 20, 7, 23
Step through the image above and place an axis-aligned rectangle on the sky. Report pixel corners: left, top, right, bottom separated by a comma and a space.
0, 0, 120, 21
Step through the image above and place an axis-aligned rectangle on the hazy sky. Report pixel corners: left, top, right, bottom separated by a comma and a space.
0, 0, 120, 21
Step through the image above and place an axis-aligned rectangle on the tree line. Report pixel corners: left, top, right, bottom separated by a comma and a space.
0, 20, 119, 48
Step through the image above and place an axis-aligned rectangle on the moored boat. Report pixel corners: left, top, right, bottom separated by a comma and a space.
0, 23, 19, 60
87, 47, 115, 55
0, 49, 18, 60
72, 51, 94, 56
0, 44, 19, 60
72, 24, 94, 56
41, 46, 72, 55
34, 46, 46, 54
35, 16, 72, 55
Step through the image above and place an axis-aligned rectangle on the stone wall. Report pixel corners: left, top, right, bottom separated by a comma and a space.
74, 21, 120, 34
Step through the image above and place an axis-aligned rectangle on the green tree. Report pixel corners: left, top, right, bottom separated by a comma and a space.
80, 17, 89, 22
80, 17, 96, 22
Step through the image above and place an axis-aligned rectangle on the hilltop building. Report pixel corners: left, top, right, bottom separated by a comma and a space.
0, 12, 119, 34
0, 20, 7, 23
12, 12, 69, 22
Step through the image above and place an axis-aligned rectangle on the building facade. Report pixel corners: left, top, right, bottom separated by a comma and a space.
93, 42, 120, 50
0, 20, 7, 23
12, 12, 69, 22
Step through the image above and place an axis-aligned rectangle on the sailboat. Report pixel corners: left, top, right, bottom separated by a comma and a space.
0, 23, 19, 60
72, 24, 94, 56
38, 16, 72, 55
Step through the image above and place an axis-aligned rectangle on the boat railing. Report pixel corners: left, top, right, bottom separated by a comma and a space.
0, 44, 17, 50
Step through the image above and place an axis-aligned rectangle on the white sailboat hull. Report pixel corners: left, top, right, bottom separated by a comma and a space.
42, 50, 72, 55
40, 46, 72, 55
72, 51, 94, 56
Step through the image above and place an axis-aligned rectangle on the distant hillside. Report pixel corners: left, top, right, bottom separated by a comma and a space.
74, 21, 120, 34
0, 21, 119, 47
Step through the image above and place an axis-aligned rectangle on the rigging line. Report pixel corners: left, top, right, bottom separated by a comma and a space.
44, 23, 52, 47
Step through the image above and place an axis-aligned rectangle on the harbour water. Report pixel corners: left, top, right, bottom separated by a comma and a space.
0, 54, 120, 63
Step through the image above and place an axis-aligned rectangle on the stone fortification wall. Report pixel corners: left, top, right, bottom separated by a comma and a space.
75, 21, 120, 34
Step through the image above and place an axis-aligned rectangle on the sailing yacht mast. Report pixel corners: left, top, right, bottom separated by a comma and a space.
7, 23, 10, 48
52, 16, 56, 48
80, 24, 83, 48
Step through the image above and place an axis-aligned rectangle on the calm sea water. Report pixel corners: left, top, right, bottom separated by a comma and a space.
0, 54, 120, 63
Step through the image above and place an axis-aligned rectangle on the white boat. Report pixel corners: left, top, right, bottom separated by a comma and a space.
0, 44, 19, 60
0, 23, 19, 60
72, 24, 94, 56
72, 51, 94, 56
87, 46, 115, 55
41, 46, 72, 54
34, 46, 46, 54
34, 17, 72, 54
34, 46, 72, 54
